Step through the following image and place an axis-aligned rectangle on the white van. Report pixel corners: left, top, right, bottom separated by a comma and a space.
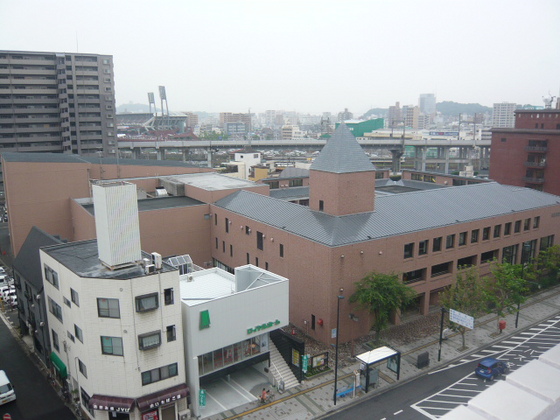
0, 370, 16, 405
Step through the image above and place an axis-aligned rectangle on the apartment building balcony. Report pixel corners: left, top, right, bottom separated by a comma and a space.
2, 58, 56, 66
525, 146, 548, 153
523, 176, 545, 184
0, 97, 58, 105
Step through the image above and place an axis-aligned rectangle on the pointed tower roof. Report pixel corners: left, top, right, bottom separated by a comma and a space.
310, 124, 374, 173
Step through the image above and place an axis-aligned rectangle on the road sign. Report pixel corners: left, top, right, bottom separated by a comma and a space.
449, 309, 474, 330
4, 414, 12, 420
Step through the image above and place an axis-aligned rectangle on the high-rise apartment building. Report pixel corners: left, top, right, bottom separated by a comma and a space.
419, 93, 436, 116
0, 50, 116, 155
402, 105, 420, 129
492, 102, 518, 128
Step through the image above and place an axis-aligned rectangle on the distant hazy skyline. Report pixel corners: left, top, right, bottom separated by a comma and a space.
2, 0, 559, 115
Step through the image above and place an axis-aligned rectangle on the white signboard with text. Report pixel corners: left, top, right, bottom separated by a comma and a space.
449, 309, 474, 330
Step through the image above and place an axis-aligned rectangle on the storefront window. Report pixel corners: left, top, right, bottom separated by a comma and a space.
198, 334, 269, 376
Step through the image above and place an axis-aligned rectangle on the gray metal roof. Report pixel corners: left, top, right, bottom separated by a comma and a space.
269, 186, 309, 200
42, 240, 176, 279
214, 183, 560, 247
278, 167, 309, 179
13, 226, 63, 290
82, 195, 205, 215
310, 123, 375, 174
0, 152, 200, 168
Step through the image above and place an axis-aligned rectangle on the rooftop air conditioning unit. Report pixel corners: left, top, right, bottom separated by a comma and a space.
145, 264, 156, 274
151, 252, 162, 270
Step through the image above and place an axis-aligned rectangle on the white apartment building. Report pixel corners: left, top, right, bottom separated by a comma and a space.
180, 265, 289, 418
492, 102, 518, 128
42, 181, 188, 420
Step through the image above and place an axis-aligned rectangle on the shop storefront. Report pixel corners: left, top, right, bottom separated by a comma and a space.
181, 265, 289, 418
89, 384, 189, 420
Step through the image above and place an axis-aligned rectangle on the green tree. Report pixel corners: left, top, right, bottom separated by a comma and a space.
483, 262, 528, 334
527, 245, 560, 289
439, 266, 484, 349
350, 272, 416, 342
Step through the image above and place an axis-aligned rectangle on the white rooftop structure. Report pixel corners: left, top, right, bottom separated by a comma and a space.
356, 346, 399, 365
164, 172, 260, 191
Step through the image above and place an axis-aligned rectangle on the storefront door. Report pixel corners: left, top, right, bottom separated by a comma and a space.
108, 412, 129, 419
161, 405, 175, 420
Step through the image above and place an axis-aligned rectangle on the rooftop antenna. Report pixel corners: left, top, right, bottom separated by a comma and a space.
247, 107, 252, 149
543, 92, 555, 109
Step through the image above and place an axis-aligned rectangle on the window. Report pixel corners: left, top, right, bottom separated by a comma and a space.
540, 235, 554, 250
457, 256, 476, 267
135, 293, 158, 312
230, 244, 233, 257
319, 200, 324, 211
524, 218, 531, 231
471, 229, 479, 243
446, 234, 455, 249
502, 245, 518, 264
97, 298, 120, 318
280, 244, 284, 258
214, 213, 217, 225
166, 325, 176, 342
246, 252, 250, 264
504, 222, 512, 236
78, 359, 88, 378
404, 243, 414, 258
431, 262, 451, 277
48, 297, 63, 322
67, 331, 75, 342
215, 237, 218, 249
225, 218, 229, 233
533, 216, 540, 229
141, 363, 178, 386
514, 220, 521, 233
433, 237, 442, 252
311, 314, 316, 330
289, 179, 303, 187
245, 226, 251, 235
138, 331, 161, 350
493, 225, 501, 238
482, 227, 490, 240
70, 288, 79, 306
257, 231, 264, 250
255, 257, 259, 267
481, 250, 497, 263
64, 297, 71, 308
418, 240, 429, 255
403, 269, 425, 284
458, 232, 467, 246
44, 264, 59, 289
222, 241, 225, 253
164, 288, 174, 305
52, 330, 59, 351
101, 336, 123, 356
75, 325, 83, 343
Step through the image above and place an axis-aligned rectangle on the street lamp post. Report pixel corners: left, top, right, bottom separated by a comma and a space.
333, 288, 344, 406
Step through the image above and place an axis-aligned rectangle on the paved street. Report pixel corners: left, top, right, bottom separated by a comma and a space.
0, 313, 75, 420
200, 285, 560, 420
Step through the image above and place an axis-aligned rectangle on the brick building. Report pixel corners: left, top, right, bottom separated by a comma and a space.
3, 124, 560, 345
490, 100, 560, 196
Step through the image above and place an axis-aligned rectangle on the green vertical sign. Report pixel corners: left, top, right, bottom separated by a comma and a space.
199, 389, 206, 407
302, 354, 309, 373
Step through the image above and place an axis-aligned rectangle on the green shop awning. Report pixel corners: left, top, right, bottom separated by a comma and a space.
50, 352, 68, 379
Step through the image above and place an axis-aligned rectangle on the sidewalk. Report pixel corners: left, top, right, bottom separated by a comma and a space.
203, 285, 560, 420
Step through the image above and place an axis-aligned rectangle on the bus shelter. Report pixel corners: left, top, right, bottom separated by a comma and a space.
356, 346, 400, 393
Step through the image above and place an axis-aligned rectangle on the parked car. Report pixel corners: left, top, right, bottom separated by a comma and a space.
0, 285, 13, 300
475, 357, 508, 380
2, 288, 16, 303
0, 370, 16, 406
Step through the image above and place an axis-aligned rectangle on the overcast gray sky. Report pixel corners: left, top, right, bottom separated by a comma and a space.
2, 0, 559, 115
